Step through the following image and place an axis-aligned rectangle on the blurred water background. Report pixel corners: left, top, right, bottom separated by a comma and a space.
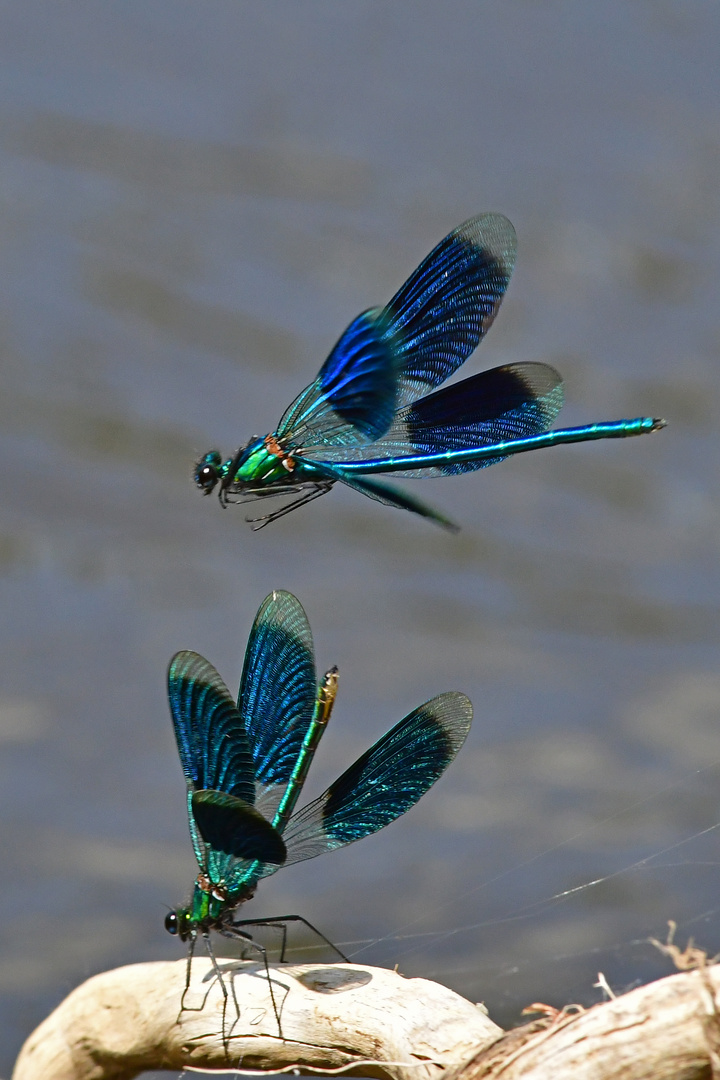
1, 2, 719, 1075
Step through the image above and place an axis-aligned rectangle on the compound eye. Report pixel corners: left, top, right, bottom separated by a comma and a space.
194, 451, 222, 493
165, 911, 179, 935
195, 463, 218, 492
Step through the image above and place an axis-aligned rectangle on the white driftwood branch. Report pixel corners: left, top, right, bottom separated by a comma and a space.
13, 958, 720, 1080
11, 958, 500, 1080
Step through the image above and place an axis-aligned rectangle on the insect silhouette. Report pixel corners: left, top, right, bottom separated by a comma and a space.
195, 213, 664, 529
165, 590, 473, 1036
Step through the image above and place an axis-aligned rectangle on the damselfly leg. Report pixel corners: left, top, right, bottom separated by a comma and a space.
245, 483, 334, 529
231, 913, 349, 963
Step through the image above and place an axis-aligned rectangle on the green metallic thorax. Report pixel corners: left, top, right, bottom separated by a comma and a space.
190, 878, 226, 924
224, 435, 322, 488
185, 870, 257, 934
229, 438, 288, 485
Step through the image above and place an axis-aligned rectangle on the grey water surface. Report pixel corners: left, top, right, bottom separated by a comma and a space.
1, 2, 720, 1075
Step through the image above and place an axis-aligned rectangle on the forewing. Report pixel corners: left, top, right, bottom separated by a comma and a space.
383, 214, 517, 408
191, 790, 287, 863
168, 651, 255, 803
277, 310, 400, 448
238, 592, 317, 809
281, 692, 472, 865
277, 214, 516, 451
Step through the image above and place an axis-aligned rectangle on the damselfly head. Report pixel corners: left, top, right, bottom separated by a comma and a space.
194, 451, 222, 494
165, 908, 193, 941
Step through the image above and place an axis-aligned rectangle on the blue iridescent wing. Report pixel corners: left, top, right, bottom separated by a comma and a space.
238, 591, 317, 816
276, 214, 516, 450
383, 213, 517, 409
308, 364, 564, 477
277, 310, 400, 446
168, 650, 257, 872
168, 651, 255, 802
278, 692, 472, 865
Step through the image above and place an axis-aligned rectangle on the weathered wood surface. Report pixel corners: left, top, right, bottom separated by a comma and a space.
12, 957, 720, 1080
12, 958, 500, 1080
